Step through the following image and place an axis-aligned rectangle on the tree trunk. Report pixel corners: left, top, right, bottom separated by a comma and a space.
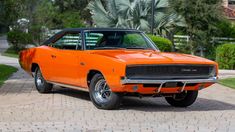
199, 46, 204, 57
190, 46, 194, 55
189, 34, 194, 55
188, 25, 195, 55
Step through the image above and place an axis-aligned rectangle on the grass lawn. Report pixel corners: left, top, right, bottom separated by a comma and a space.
1, 47, 19, 58
0, 64, 18, 87
218, 78, 235, 89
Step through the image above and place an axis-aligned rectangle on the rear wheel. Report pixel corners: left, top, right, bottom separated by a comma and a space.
34, 67, 53, 93
89, 73, 121, 110
165, 91, 198, 107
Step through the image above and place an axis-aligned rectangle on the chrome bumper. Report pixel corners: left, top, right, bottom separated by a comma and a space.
121, 77, 217, 84
121, 77, 217, 93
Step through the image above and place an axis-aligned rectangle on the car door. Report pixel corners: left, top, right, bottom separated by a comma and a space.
47, 31, 83, 86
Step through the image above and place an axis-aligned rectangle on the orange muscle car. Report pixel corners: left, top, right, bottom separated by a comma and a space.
19, 28, 218, 110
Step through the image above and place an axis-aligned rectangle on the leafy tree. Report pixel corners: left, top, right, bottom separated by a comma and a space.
34, 1, 85, 29
30, 0, 85, 44
20, 0, 42, 22
169, 0, 223, 56
25, 0, 58, 44
87, 0, 185, 36
216, 20, 235, 38
59, 11, 85, 28
0, 0, 22, 31
0, 0, 43, 32
34, 0, 58, 29
53, 0, 92, 24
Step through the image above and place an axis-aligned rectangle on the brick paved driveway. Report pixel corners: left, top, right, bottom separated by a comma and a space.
0, 55, 235, 132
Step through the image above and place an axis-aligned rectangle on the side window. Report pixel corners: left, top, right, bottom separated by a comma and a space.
85, 32, 104, 50
53, 33, 82, 50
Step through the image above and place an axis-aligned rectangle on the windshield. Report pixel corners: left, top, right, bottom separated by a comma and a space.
84, 31, 158, 50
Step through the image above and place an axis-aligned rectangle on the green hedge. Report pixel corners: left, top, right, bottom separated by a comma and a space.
216, 44, 235, 69
147, 34, 173, 52
7, 30, 33, 52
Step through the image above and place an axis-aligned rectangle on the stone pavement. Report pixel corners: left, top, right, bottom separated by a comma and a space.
219, 70, 235, 79
0, 55, 235, 132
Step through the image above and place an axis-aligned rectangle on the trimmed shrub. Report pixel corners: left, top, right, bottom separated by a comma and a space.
147, 34, 173, 52
7, 30, 33, 52
216, 44, 235, 69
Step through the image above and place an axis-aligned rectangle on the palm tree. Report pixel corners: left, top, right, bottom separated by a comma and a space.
87, 0, 185, 35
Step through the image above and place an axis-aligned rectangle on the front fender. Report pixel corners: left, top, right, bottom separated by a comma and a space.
80, 53, 126, 91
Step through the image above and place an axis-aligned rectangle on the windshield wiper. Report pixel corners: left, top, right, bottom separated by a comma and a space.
126, 47, 148, 49
94, 47, 150, 50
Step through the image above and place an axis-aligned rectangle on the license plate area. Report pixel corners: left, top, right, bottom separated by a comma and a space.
165, 82, 177, 87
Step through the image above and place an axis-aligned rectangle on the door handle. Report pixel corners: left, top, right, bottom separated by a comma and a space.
51, 55, 56, 58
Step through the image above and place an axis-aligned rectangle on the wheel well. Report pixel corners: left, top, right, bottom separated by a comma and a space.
87, 70, 102, 87
31, 63, 39, 72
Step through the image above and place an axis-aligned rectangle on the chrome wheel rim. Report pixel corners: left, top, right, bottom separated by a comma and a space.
36, 71, 44, 87
94, 79, 111, 103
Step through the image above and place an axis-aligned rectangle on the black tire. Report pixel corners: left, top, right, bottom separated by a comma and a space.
34, 67, 53, 93
165, 91, 198, 107
89, 73, 121, 110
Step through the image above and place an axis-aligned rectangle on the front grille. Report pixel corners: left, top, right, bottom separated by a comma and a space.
126, 65, 214, 79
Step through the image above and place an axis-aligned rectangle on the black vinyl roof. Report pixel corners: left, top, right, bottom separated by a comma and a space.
62, 28, 142, 32
43, 28, 142, 44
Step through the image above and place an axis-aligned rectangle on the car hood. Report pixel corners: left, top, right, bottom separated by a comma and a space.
88, 50, 216, 65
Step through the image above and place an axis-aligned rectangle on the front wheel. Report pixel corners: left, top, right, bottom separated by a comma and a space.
34, 67, 53, 93
165, 91, 198, 107
89, 74, 121, 110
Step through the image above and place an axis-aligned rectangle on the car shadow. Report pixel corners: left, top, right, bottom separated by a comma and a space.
120, 97, 235, 112
52, 87, 91, 101
52, 87, 235, 112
